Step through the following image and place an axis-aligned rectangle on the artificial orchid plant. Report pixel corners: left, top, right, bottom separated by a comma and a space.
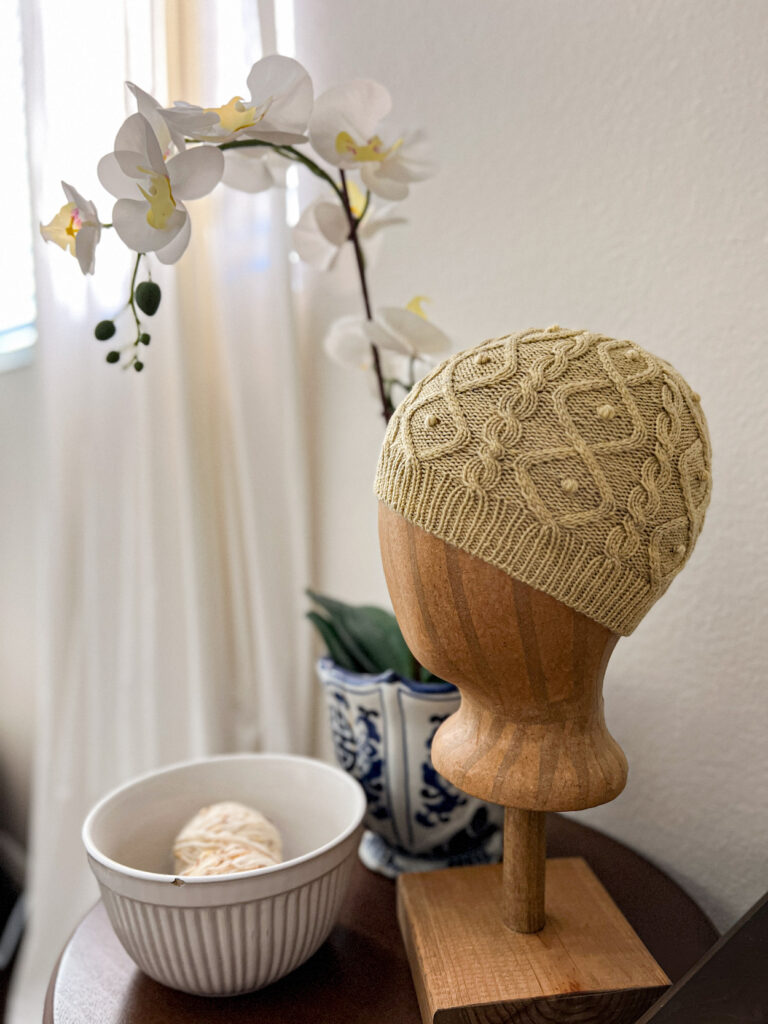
41, 55, 451, 423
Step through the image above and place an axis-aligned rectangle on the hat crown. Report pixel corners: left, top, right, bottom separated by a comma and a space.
375, 326, 711, 635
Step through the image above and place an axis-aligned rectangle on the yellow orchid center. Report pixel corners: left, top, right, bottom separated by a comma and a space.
345, 179, 367, 219
41, 202, 82, 255
335, 131, 403, 163
66, 209, 82, 238
205, 96, 260, 134
406, 296, 430, 320
138, 171, 176, 229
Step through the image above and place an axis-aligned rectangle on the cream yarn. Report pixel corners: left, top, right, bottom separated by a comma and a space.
173, 801, 283, 877
375, 326, 712, 635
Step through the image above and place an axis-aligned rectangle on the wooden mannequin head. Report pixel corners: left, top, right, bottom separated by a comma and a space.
379, 502, 627, 812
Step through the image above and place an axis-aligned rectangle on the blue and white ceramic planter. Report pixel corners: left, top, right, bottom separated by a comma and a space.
316, 657, 503, 878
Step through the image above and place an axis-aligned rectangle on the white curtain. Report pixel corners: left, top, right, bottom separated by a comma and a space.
8, 1, 313, 1020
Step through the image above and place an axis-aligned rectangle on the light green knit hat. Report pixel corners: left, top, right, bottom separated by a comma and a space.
375, 326, 712, 635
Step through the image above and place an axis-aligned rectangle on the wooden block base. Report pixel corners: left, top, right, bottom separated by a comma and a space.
397, 858, 670, 1024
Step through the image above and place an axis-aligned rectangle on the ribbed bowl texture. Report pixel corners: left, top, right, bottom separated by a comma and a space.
82, 753, 366, 996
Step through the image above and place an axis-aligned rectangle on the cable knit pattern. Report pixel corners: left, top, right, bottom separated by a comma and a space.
375, 326, 712, 635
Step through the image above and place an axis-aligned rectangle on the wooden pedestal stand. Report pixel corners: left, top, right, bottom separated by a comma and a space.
379, 505, 670, 1024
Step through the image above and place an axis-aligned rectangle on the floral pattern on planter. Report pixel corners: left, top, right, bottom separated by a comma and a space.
317, 658, 503, 877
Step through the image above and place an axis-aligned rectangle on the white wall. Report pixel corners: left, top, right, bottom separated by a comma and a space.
295, 0, 768, 931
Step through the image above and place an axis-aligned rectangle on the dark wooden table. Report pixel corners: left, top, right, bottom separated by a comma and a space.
44, 815, 718, 1023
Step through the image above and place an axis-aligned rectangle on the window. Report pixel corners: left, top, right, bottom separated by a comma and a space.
0, 0, 37, 372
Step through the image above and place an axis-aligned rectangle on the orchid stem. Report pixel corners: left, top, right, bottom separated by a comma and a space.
127, 253, 143, 336
339, 169, 392, 424
217, 140, 392, 422
218, 139, 345, 203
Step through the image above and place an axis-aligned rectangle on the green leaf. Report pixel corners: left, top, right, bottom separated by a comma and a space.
307, 590, 415, 678
351, 605, 415, 678
306, 611, 361, 672
306, 591, 378, 673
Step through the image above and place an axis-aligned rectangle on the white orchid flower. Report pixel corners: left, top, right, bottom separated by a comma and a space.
356, 130, 434, 201
324, 298, 451, 372
292, 179, 405, 270
221, 148, 287, 193
308, 80, 436, 200
160, 55, 313, 145
40, 181, 101, 275
324, 315, 377, 372
126, 81, 186, 157
97, 113, 224, 264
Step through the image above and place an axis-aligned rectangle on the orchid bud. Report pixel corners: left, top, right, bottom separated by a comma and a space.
136, 281, 161, 316
94, 320, 116, 341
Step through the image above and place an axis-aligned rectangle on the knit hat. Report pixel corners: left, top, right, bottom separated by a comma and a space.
375, 326, 711, 635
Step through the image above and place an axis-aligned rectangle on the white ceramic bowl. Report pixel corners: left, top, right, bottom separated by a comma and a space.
82, 753, 366, 996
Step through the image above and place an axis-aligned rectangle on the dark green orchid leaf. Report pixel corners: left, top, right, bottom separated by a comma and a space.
306, 590, 415, 678
306, 611, 361, 672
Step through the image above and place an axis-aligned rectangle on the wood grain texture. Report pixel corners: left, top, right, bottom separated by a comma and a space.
435, 987, 663, 1023
397, 858, 670, 1024
503, 809, 546, 933
378, 505, 626, 812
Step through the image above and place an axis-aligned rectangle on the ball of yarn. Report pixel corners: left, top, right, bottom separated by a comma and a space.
173, 801, 283, 877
